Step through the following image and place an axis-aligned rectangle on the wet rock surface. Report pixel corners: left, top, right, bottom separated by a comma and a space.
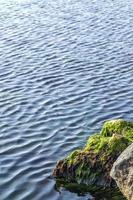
111, 143, 133, 200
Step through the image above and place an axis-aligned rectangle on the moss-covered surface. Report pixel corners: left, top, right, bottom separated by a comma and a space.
101, 119, 133, 140
55, 179, 127, 200
53, 119, 133, 189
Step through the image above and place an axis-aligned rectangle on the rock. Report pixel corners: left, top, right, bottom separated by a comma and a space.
110, 143, 133, 200
53, 119, 133, 188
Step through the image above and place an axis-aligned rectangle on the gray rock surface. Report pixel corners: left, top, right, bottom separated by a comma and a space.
110, 143, 133, 200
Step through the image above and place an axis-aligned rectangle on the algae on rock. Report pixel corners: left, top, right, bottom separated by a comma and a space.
53, 119, 133, 188
101, 119, 133, 141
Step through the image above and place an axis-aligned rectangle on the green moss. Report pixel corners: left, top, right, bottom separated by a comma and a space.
75, 163, 91, 182
85, 135, 130, 156
108, 136, 130, 154
65, 149, 81, 165
84, 134, 109, 153
124, 129, 133, 142
65, 119, 133, 165
101, 119, 133, 139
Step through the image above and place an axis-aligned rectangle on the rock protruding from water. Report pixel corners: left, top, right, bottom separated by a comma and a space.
110, 143, 133, 200
53, 119, 133, 188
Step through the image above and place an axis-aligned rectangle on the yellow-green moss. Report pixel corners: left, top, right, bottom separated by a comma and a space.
65, 119, 133, 165
84, 134, 109, 153
100, 119, 133, 139
65, 149, 81, 165
84, 134, 130, 156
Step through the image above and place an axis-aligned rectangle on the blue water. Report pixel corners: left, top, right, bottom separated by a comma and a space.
0, 0, 133, 199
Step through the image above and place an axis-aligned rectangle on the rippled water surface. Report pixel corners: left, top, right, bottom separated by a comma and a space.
0, 0, 133, 199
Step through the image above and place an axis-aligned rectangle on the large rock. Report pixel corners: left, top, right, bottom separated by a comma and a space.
110, 143, 133, 200
53, 119, 133, 188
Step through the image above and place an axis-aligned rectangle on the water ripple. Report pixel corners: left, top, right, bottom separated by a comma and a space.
0, 0, 133, 199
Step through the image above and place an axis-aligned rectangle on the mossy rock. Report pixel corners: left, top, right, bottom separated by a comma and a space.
53, 119, 133, 189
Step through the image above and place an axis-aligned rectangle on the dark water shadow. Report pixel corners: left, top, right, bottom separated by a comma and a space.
54, 179, 126, 200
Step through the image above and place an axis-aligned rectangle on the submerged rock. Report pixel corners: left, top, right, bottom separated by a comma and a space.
53, 119, 133, 189
110, 143, 133, 200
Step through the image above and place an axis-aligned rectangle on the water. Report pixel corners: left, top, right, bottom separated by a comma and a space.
0, 0, 133, 199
